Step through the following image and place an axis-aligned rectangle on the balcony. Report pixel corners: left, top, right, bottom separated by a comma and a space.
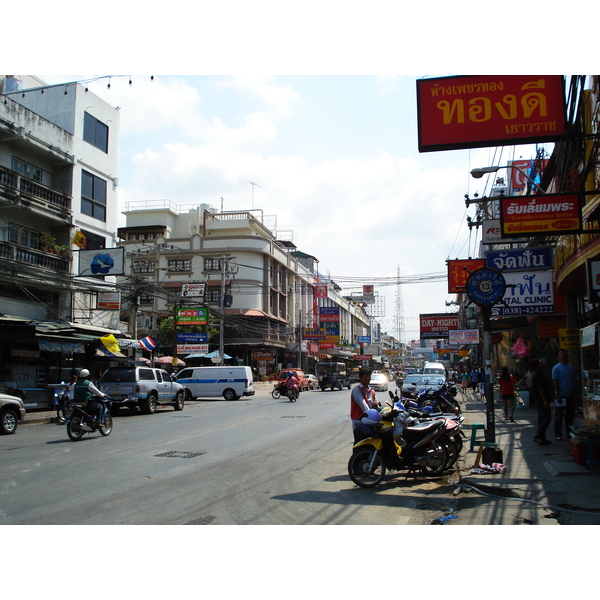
0, 240, 70, 274
0, 166, 72, 222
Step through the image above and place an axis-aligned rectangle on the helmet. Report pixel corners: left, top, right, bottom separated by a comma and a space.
361, 408, 381, 425
79, 369, 90, 378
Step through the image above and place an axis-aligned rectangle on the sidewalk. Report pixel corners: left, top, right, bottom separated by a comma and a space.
453, 386, 600, 525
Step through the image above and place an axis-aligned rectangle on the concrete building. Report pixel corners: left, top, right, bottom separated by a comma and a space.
0, 75, 122, 405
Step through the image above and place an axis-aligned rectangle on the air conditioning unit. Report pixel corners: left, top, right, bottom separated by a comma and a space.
137, 316, 152, 329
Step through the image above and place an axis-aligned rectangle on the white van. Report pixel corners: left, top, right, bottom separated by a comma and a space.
422, 362, 446, 377
175, 366, 255, 401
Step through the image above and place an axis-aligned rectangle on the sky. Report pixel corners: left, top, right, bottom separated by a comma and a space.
36, 72, 557, 341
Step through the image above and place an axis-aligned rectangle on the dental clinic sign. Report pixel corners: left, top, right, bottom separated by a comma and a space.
491, 271, 554, 317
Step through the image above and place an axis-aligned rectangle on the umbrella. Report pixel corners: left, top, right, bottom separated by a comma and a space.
200, 351, 232, 360
154, 356, 186, 366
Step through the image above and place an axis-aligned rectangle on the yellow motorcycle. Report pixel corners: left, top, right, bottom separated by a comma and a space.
348, 406, 448, 488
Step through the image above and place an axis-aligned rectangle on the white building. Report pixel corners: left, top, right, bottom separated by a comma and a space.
0, 75, 122, 403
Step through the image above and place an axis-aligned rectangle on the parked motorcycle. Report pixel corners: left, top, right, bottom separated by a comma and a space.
389, 391, 464, 469
348, 404, 449, 488
66, 399, 113, 441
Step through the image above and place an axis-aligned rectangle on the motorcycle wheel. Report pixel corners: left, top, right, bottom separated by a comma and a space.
99, 413, 113, 436
420, 442, 448, 476
272, 389, 281, 399
348, 448, 386, 488
67, 416, 84, 441
440, 433, 458, 469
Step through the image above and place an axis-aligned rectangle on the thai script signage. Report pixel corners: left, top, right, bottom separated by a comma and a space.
419, 313, 459, 339
319, 307, 339, 341
558, 328, 580, 350
303, 328, 327, 339
448, 329, 480, 345
177, 343, 209, 354
482, 219, 528, 245
485, 247, 553, 272
97, 291, 120, 310
176, 307, 208, 325
357, 335, 371, 343
447, 258, 485, 293
499, 193, 582, 237
416, 75, 566, 152
177, 333, 208, 343
491, 271, 554, 316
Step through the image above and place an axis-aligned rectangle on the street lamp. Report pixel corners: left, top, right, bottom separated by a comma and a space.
470, 165, 546, 193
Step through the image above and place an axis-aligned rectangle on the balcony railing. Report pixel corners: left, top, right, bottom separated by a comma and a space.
0, 241, 70, 274
0, 166, 72, 219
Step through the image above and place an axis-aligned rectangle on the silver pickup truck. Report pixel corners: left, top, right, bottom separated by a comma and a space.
99, 366, 185, 414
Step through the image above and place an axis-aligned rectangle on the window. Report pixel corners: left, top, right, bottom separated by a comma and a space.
204, 258, 222, 271
7, 223, 39, 249
11, 157, 44, 182
83, 112, 109, 153
205, 289, 221, 303
133, 261, 156, 274
168, 259, 191, 272
80, 229, 105, 250
81, 171, 107, 221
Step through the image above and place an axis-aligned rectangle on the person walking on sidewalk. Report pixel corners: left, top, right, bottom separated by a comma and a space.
552, 349, 579, 441
498, 366, 518, 422
531, 359, 552, 445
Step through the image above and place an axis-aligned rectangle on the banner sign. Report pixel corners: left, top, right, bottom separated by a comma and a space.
181, 282, 206, 298
419, 313, 459, 339
357, 336, 371, 343
177, 344, 208, 354
363, 285, 375, 303
448, 329, 480, 345
447, 259, 485, 293
354, 354, 372, 360
314, 285, 328, 298
303, 328, 327, 339
319, 342, 335, 349
508, 158, 548, 194
177, 307, 208, 325
416, 75, 566, 152
491, 271, 554, 316
177, 332, 208, 343
252, 350, 275, 360
485, 247, 553, 272
558, 328, 580, 350
500, 193, 582, 237
78, 247, 125, 277
482, 219, 527, 245
97, 291, 121, 310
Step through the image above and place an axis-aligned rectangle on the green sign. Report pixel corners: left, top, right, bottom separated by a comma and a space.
177, 307, 208, 325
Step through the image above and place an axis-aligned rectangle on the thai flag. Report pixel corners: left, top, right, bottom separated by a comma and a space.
139, 336, 158, 352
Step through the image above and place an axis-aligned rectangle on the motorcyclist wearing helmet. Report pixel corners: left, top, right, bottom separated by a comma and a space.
286, 371, 299, 398
73, 369, 107, 427
350, 367, 380, 431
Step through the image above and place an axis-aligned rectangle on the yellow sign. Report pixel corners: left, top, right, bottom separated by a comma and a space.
558, 328, 580, 350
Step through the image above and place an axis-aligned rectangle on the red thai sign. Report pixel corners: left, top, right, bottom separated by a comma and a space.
499, 193, 582, 237
417, 75, 566, 152
447, 259, 485, 293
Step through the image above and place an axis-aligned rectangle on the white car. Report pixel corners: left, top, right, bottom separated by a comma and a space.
305, 374, 318, 390
0, 393, 26, 435
369, 373, 389, 392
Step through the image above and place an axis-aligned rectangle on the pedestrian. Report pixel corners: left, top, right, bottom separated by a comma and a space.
551, 349, 579, 441
461, 370, 469, 393
531, 358, 552, 445
498, 366, 518, 422
350, 367, 379, 431
478, 367, 485, 395
73, 368, 107, 426
470, 367, 479, 392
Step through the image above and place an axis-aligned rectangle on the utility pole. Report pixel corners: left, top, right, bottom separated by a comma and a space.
217, 255, 237, 363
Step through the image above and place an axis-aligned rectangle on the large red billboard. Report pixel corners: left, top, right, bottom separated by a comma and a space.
417, 75, 566, 152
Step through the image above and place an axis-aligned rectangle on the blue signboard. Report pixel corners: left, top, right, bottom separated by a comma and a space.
357, 336, 371, 343
466, 268, 506, 306
486, 247, 553, 272
177, 333, 208, 343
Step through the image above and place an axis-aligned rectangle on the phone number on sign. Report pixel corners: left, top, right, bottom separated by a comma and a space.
492, 305, 554, 316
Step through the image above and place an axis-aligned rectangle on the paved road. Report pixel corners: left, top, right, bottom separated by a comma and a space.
0, 385, 458, 525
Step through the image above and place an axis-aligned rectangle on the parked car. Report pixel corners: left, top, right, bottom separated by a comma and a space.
99, 366, 185, 414
0, 392, 26, 435
175, 366, 255, 400
369, 372, 389, 392
401, 374, 446, 398
305, 374, 318, 390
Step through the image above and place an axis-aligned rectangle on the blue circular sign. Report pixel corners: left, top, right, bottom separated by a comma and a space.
466, 267, 506, 306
